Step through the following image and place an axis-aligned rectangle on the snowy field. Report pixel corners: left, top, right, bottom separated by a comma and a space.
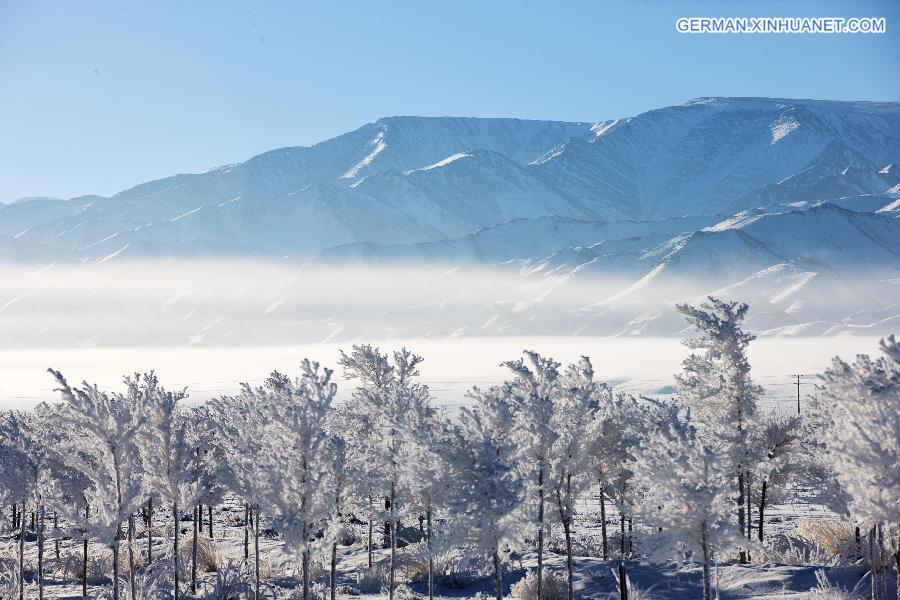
0, 490, 874, 599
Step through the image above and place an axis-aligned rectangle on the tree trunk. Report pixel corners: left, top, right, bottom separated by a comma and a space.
537, 464, 544, 600
746, 477, 752, 540
128, 515, 136, 600
367, 516, 373, 568
618, 562, 628, 600
302, 549, 310, 600
82, 536, 88, 599
83, 502, 89, 600
877, 524, 885, 600
427, 508, 434, 600
869, 527, 876, 600
113, 530, 121, 600
701, 521, 711, 600
563, 517, 574, 600
54, 512, 59, 560
18, 499, 25, 600
208, 504, 213, 539
627, 517, 633, 557
254, 508, 260, 600
192, 506, 198, 594
555, 484, 574, 600
493, 545, 503, 600
856, 525, 862, 560
599, 483, 608, 561
389, 481, 397, 600
737, 471, 746, 564
147, 497, 153, 565
173, 502, 180, 600
893, 531, 899, 600
330, 542, 338, 600
37, 503, 44, 600
11, 503, 16, 531
758, 480, 767, 542
620, 513, 625, 556
244, 504, 249, 561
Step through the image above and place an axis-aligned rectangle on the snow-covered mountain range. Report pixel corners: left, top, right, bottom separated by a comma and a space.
2, 97, 898, 340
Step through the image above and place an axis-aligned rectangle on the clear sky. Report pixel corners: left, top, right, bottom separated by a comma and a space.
1, 0, 898, 201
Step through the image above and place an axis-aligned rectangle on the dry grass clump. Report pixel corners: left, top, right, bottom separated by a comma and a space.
58, 548, 113, 581
805, 570, 862, 599
509, 569, 568, 600
176, 536, 222, 576
794, 520, 857, 558
356, 562, 387, 594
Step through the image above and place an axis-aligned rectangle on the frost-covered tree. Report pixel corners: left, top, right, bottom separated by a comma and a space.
339, 345, 427, 600
12, 404, 71, 600
631, 409, 746, 600
819, 335, 900, 526
320, 435, 348, 600
747, 413, 803, 542
0, 410, 41, 600
817, 336, 899, 598
589, 393, 647, 560
210, 382, 277, 600
394, 385, 452, 600
504, 351, 560, 598
675, 297, 764, 559
49, 369, 149, 600
142, 378, 214, 600
338, 344, 395, 567
255, 360, 337, 600
449, 385, 526, 600
549, 357, 602, 600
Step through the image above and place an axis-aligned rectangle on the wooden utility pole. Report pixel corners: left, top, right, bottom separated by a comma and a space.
795, 375, 801, 415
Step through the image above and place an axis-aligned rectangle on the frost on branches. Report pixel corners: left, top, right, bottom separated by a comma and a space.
675, 297, 764, 559
632, 408, 745, 600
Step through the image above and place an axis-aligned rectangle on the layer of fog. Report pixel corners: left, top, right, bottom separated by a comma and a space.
1, 259, 897, 348
0, 336, 886, 410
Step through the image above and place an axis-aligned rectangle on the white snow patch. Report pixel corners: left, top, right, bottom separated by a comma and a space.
404, 152, 471, 175
263, 297, 285, 314
97, 244, 129, 263
704, 212, 763, 232
78, 231, 119, 250
591, 119, 620, 138
769, 271, 817, 304
531, 143, 566, 165
877, 198, 900, 213
770, 116, 801, 144
0, 291, 32, 314
218, 196, 241, 207
340, 132, 386, 179
169, 207, 202, 222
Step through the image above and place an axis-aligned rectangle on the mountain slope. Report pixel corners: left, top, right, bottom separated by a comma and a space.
531, 98, 900, 219
4, 98, 898, 261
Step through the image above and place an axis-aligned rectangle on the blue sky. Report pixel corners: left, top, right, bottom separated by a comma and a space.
1, 0, 898, 201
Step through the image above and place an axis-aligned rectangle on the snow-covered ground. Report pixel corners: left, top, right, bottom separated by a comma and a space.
2, 490, 875, 599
